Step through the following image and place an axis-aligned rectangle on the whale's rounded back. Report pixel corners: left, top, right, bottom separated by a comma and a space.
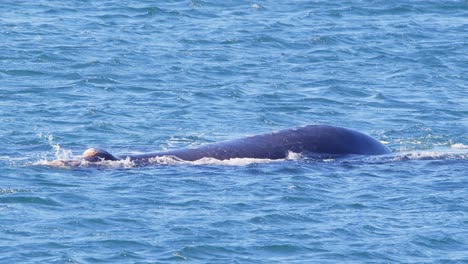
296, 125, 391, 156
80, 125, 391, 164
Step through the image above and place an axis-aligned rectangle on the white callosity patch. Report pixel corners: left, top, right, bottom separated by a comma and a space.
82, 148, 99, 159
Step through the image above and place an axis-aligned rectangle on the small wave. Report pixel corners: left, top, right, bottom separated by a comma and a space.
391, 150, 468, 161
0, 196, 62, 206
356, 149, 468, 164
0, 188, 32, 195
251, 3, 263, 10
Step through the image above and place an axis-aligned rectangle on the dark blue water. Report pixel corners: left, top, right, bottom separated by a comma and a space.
1, 1, 467, 263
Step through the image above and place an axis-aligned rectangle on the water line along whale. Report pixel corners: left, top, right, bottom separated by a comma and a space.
81, 125, 390, 165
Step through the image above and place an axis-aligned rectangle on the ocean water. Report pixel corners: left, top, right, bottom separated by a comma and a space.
1, 0, 467, 263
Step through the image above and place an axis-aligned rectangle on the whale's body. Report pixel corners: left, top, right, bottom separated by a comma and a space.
83, 125, 390, 165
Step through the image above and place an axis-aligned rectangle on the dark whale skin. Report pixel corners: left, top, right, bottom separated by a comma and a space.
87, 125, 390, 164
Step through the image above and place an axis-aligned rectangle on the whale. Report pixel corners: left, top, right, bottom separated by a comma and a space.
80, 125, 390, 165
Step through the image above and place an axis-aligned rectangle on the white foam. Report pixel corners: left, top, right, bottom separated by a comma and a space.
286, 151, 302, 160
147, 155, 186, 165
251, 3, 262, 9
36, 156, 136, 169
34, 159, 78, 169
388, 149, 468, 161
95, 157, 136, 168
451, 143, 468, 149
192, 157, 279, 166
40, 151, 303, 168
38, 156, 278, 168
148, 155, 285, 166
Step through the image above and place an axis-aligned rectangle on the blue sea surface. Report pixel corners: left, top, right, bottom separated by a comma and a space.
1, 1, 467, 263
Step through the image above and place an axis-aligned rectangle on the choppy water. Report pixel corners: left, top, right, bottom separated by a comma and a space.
1, 1, 467, 263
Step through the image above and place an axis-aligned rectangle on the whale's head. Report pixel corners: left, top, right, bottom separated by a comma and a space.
82, 148, 119, 162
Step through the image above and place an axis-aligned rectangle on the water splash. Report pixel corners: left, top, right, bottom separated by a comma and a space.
55, 139, 72, 160
45, 133, 73, 160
